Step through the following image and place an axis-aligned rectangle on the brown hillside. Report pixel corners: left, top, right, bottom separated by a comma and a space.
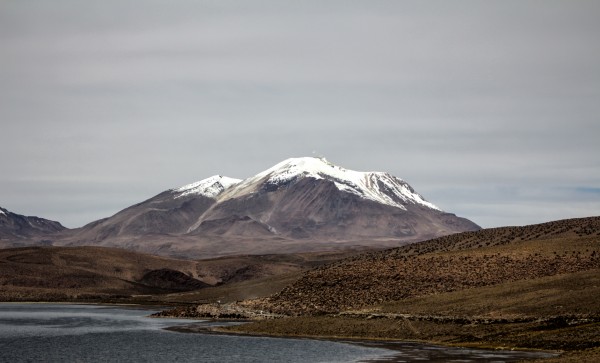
0, 246, 202, 301
0, 246, 357, 302
265, 216, 600, 315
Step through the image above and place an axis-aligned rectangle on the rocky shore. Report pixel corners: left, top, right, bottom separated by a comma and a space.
151, 301, 284, 320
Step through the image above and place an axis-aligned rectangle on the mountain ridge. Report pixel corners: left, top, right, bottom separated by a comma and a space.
0, 206, 65, 241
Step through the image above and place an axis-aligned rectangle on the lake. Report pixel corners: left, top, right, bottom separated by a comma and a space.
0, 304, 555, 362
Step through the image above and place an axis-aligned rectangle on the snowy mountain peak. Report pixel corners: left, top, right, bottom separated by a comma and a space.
255, 156, 349, 183
172, 157, 440, 211
244, 156, 441, 211
174, 175, 242, 199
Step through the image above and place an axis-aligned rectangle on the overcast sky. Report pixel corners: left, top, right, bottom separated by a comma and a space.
1, 0, 599, 228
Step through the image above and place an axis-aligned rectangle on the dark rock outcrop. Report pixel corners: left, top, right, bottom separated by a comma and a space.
139, 268, 210, 291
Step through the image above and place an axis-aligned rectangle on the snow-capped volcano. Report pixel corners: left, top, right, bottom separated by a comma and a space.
59, 157, 480, 258
182, 156, 478, 240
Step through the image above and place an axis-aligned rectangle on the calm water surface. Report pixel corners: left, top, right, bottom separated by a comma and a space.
0, 304, 555, 363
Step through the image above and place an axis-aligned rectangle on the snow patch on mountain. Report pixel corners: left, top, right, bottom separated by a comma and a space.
366, 172, 440, 211
174, 175, 241, 198
0, 208, 6, 216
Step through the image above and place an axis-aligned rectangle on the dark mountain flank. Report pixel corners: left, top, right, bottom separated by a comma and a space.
0, 206, 65, 241
46, 157, 479, 258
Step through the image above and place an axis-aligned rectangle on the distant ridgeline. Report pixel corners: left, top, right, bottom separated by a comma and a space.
0, 206, 65, 241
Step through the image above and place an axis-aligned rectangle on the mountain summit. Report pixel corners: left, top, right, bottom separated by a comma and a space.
31, 157, 480, 258
218, 157, 440, 211
183, 157, 469, 241
173, 175, 242, 199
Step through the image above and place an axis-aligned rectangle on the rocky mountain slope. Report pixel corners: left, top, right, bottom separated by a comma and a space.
53, 157, 479, 258
0, 206, 65, 241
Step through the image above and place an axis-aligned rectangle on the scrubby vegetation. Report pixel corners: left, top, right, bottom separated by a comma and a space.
220, 217, 600, 362
263, 217, 600, 315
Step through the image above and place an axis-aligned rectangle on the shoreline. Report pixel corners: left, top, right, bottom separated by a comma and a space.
165, 320, 559, 362
0, 301, 571, 362
0, 301, 586, 362
0, 301, 571, 353
168, 320, 559, 351
0, 300, 172, 310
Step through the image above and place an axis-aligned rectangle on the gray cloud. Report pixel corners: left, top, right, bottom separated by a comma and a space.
1, 0, 599, 228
